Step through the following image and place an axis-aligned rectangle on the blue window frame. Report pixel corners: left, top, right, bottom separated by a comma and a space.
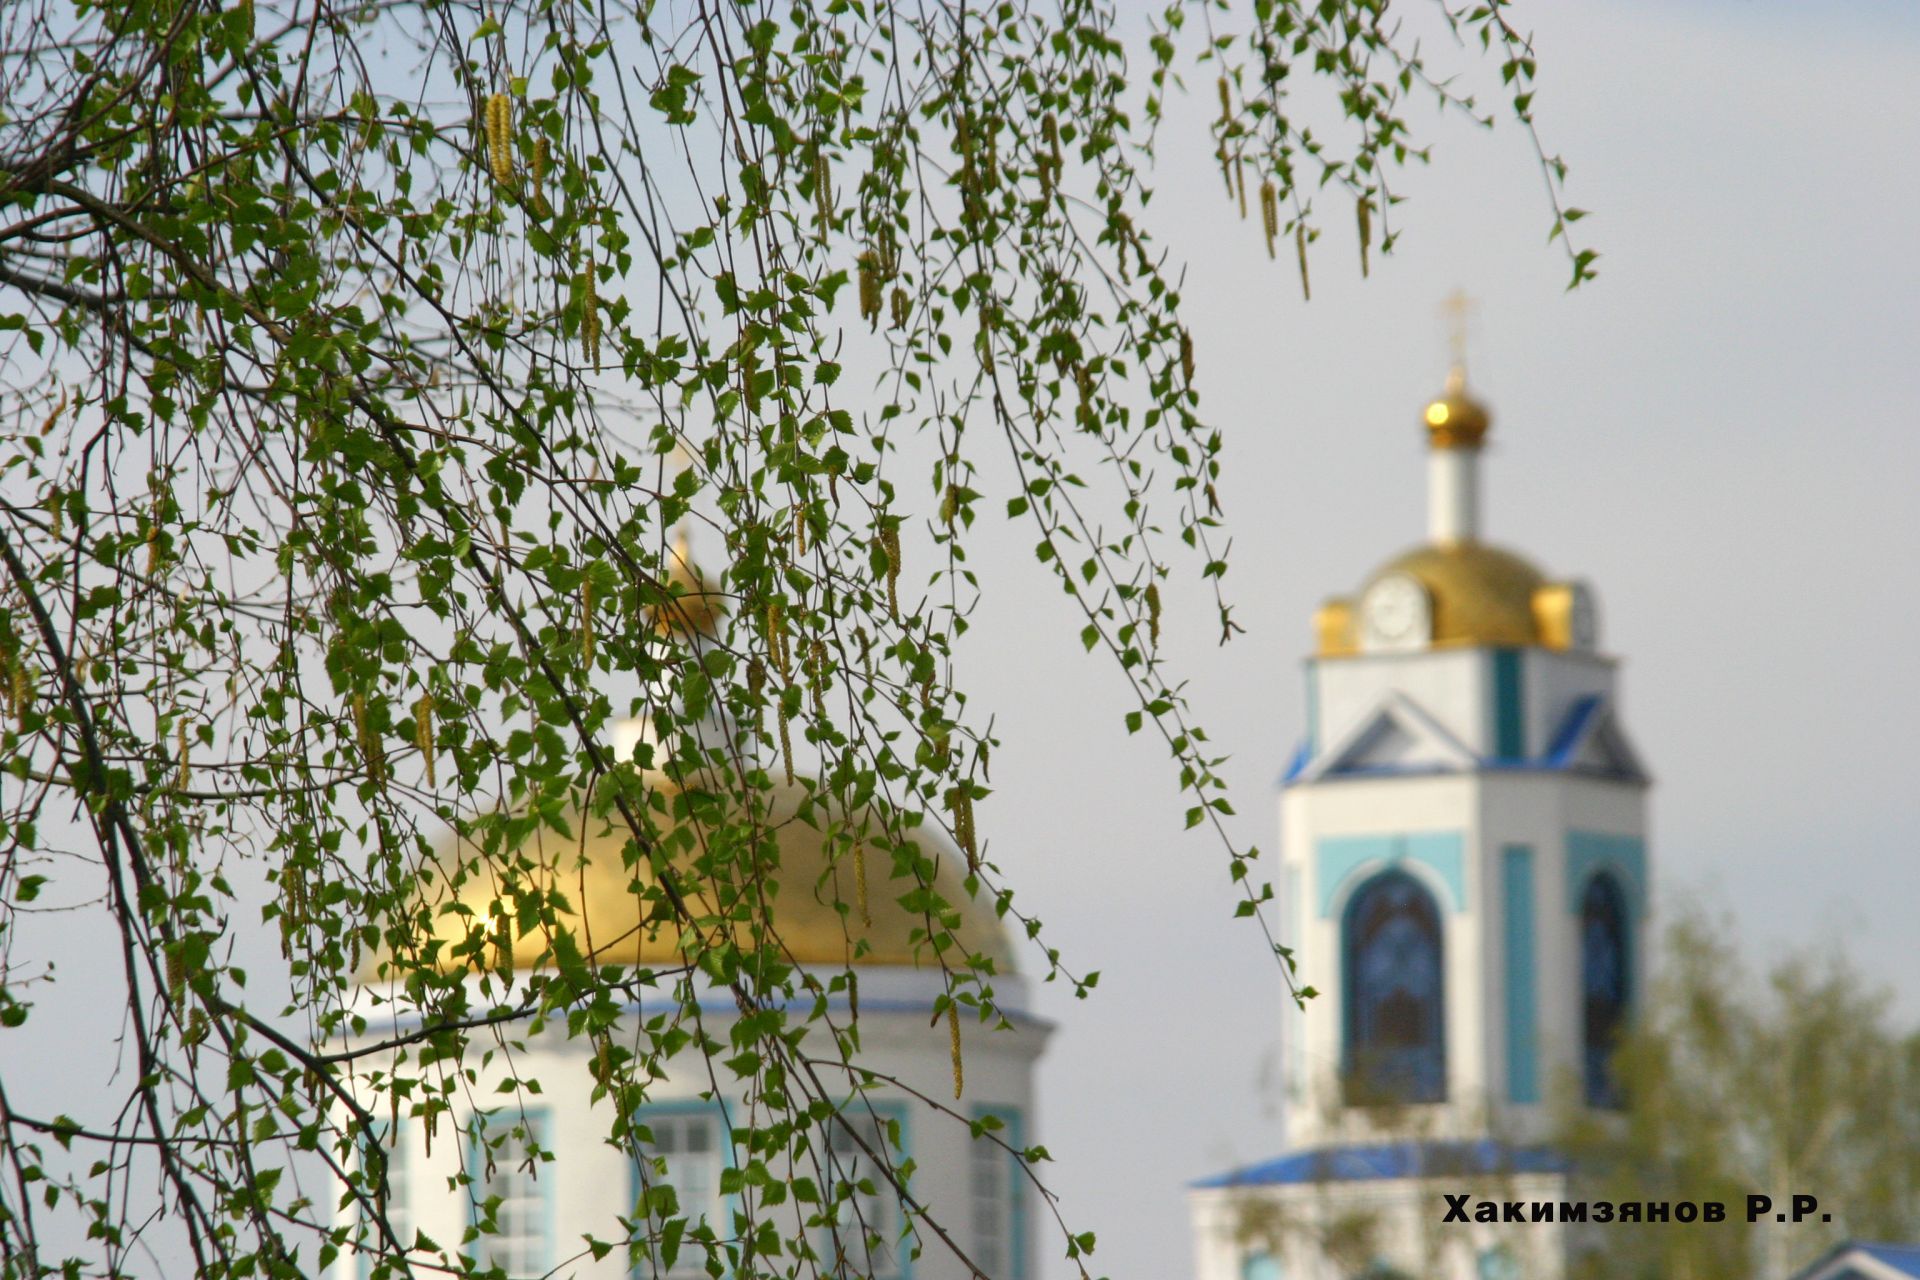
465, 1108, 552, 1279
1342, 870, 1447, 1104
631, 1099, 735, 1280
968, 1106, 1026, 1280
1581, 872, 1631, 1108
814, 1100, 911, 1280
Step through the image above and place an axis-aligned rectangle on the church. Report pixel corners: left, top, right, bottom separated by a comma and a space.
1186, 360, 1650, 1280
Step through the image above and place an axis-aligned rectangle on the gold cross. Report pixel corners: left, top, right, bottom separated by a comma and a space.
1440, 289, 1476, 369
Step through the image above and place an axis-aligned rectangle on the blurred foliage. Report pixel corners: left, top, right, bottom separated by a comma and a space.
0, 0, 1582, 1273
1560, 908, 1920, 1280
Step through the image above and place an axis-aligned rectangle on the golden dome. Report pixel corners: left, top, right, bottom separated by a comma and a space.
366, 775, 1014, 980
1423, 366, 1491, 450
1317, 542, 1550, 655
648, 531, 727, 638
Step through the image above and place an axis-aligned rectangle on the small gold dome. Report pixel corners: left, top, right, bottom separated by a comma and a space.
1423, 366, 1491, 450
648, 531, 727, 638
365, 775, 1014, 980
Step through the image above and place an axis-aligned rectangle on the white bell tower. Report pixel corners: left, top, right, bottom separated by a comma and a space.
1190, 345, 1652, 1280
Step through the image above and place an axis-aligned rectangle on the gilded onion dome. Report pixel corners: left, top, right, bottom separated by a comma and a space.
648, 529, 727, 638
362, 774, 1014, 980
1422, 365, 1492, 450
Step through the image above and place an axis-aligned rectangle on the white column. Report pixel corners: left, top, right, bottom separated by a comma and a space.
1428, 447, 1480, 544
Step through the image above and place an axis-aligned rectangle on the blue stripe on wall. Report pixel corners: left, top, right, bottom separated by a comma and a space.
1502, 846, 1539, 1104
1492, 649, 1526, 760
1315, 832, 1467, 917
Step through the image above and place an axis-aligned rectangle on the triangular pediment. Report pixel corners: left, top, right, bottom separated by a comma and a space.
1302, 692, 1478, 782
1547, 695, 1649, 782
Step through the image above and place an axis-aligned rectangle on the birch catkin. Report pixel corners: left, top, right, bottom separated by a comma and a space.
580, 578, 595, 665
487, 93, 513, 184
809, 639, 828, 718
878, 526, 901, 619
1356, 196, 1373, 278
950, 788, 977, 874
1295, 223, 1312, 302
948, 1003, 965, 1099
812, 149, 833, 237
1260, 181, 1279, 258
530, 137, 550, 216
415, 692, 435, 787
581, 257, 601, 364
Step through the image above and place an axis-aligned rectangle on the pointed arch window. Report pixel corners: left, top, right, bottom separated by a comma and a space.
1342, 870, 1446, 1104
1581, 872, 1631, 1108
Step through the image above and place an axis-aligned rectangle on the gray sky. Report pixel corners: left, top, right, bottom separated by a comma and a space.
959, 3, 1920, 1275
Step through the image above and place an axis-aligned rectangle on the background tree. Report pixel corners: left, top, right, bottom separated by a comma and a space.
1560, 909, 1920, 1280
0, 0, 1585, 1274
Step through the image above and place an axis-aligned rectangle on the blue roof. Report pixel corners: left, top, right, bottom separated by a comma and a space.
1786, 1241, 1920, 1280
1191, 1140, 1570, 1189
1862, 1244, 1920, 1275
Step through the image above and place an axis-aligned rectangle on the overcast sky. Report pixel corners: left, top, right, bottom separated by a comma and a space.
958, 2, 1920, 1276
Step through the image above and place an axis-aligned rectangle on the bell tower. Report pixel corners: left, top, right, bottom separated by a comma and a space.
1191, 336, 1651, 1280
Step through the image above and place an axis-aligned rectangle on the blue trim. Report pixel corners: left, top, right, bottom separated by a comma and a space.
1501, 846, 1539, 1104
1281, 740, 1312, 784
970, 1105, 1027, 1280
1566, 830, 1647, 917
1192, 1140, 1570, 1188
1861, 1245, 1920, 1274
1545, 695, 1604, 767
1491, 649, 1526, 760
464, 1107, 554, 1278
1316, 832, 1466, 917
630, 1098, 738, 1280
1793, 1243, 1920, 1280
1286, 758, 1649, 786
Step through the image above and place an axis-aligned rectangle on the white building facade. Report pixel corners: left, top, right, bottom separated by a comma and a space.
1190, 366, 1651, 1280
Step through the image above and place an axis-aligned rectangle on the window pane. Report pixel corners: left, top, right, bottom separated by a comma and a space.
474, 1116, 547, 1279
1343, 871, 1446, 1104
815, 1111, 901, 1280
970, 1131, 1007, 1276
637, 1112, 726, 1280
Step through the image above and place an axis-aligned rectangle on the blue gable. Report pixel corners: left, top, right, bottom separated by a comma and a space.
1192, 1140, 1570, 1189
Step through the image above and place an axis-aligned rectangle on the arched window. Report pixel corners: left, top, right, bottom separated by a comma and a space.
1342, 870, 1446, 1103
1581, 872, 1631, 1108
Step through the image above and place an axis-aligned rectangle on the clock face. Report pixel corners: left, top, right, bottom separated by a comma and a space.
1362, 573, 1431, 652
1569, 583, 1599, 651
